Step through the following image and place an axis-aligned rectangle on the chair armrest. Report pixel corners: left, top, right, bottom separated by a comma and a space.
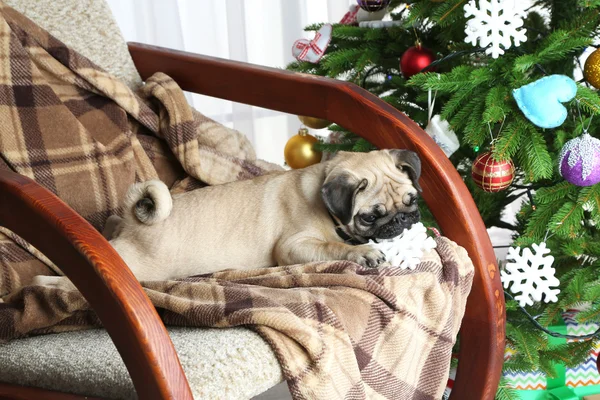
0, 170, 192, 400
128, 42, 505, 400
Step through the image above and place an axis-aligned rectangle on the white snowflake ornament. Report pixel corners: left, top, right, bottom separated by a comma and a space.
464, 0, 528, 59
368, 223, 437, 270
501, 242, 561, 307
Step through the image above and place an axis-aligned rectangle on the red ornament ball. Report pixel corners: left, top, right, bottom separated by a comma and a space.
357, 0, 390, 12
400, 45, 436, 79
471, 152, 515, 192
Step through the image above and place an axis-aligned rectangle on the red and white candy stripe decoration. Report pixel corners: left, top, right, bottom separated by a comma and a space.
471, 151, 515, 192
292, 24, 332, 64
340, 5, 360, 25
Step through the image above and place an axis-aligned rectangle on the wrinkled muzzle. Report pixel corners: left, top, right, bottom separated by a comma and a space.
374, 210, 421, 239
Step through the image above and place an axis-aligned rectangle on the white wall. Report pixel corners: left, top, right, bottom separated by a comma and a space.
106, 0, 354, 165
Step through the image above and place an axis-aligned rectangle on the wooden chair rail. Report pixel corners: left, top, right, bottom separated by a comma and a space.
0, 382, 103, 400
128, 42, 505, 400
0, 170, 192, 400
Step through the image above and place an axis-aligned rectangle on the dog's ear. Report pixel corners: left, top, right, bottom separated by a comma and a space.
388, 149, 422, 192
321, 174, 367, 225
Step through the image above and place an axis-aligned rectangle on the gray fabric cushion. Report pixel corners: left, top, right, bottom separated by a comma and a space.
0, 327, 283, 399
4, 0, 143, 90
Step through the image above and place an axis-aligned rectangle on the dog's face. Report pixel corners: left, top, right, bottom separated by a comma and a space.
321, 149, 421, 242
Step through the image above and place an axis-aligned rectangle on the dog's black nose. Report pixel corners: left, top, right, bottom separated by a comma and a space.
393, 210, 420, 226
393, 213, 408, 224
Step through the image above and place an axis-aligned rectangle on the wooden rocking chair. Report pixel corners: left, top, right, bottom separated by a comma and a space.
0, 1, 505, 397
0, 42, 505, 399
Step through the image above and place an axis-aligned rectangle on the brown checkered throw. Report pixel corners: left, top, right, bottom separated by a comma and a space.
0, 3, 474, 399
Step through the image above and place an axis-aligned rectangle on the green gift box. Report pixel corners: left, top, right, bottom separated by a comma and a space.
504, 311, 600, 399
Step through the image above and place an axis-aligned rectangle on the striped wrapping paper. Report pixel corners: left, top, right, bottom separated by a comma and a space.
503, 347, 548, 390
444, 310, 600, 398
563, 311, 600, 389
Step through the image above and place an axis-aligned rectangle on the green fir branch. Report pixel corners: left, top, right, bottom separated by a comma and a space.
557, 268, 590, 309
579, 0, 600, 8
577, 86, 600, 115
538, 302, 565, 327
493, 120, 525, 161
523, 126, 554, 181
578, 307, 600, 324
494, 376, 520, 400
550, 201, 584, 239
513, 30, 592, 73
506, 324, 542, 368
521, 202, 561, 241
535, 181, 578, 205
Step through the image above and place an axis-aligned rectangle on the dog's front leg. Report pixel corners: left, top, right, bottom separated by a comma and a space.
275, 236, 387, 268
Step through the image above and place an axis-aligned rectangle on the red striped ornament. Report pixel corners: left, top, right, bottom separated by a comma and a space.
471, 151, 515, 192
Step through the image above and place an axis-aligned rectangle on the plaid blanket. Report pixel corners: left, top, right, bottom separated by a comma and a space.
0, 2, 280, 296
0, 3, 474, 399
1, 237, 473, 399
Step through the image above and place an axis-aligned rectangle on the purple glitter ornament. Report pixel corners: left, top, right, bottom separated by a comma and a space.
357, 0, 390, 12
559, 133, 600, 186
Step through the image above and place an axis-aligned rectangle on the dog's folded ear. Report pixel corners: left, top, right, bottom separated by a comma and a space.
388, 149, 422, 192
321, 174, 367, 225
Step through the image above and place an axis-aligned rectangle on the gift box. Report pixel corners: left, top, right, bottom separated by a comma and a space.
503, 310, 600, 399
563, 312, 600, 391
444, 310, 600, 399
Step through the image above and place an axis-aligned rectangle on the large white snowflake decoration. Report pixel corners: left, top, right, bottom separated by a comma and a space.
500, 242, 561, 307
464, 0, 528, 59
368, 223, 437, 270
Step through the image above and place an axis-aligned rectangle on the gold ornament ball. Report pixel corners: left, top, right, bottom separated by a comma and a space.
298, 115, 331, 129
584, 48, 600, 89
284, 128, 322, 169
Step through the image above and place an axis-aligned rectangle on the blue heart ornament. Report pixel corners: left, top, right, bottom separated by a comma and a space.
512, 75, 577, 129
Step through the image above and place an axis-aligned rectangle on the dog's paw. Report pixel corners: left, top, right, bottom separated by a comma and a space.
347, 245, 387, 268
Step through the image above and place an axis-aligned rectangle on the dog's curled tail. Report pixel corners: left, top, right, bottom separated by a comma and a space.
123, 180, 173, 225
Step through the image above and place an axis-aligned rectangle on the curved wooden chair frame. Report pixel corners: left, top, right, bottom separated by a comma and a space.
0, 43, 505, 400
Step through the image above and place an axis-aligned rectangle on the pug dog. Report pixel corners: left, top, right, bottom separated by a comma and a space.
34, 149, 421, 287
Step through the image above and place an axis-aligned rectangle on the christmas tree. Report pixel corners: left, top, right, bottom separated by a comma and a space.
288, 0, 600, 397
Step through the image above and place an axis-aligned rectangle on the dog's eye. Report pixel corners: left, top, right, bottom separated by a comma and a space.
360, 214, 377, 224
